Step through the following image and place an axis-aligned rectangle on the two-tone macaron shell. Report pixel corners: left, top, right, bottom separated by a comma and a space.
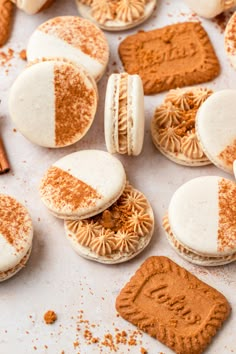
39, 150, 126, 220
225, 11, 236, 69
105, 73, 144, 156
196, 90, 236, 174
163, 176, 236, 266
27, 16, 109, 81
9, 59, 98, 148
0, 194, 33, 281
64, 183, 154, 264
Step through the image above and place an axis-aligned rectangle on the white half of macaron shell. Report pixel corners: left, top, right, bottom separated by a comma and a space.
0, 195, 33, 272
9, 60, 97, 148
183, 0, 224, 18
196, 90, 236, 174
40, 150, 126, 219
168, 176, 236, 256
12, 0, 49, 14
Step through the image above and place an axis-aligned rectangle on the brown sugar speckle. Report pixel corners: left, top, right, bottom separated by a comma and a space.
218, 139, 236, 167
44, 310, 57, 324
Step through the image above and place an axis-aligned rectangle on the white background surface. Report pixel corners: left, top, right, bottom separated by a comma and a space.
0, 0, 236, 353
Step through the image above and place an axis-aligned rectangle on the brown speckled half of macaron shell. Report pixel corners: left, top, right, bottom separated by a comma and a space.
53, 61, 97, 147
40, 166, 103, 219
0, 247, 32, 282
38, 16, 109, 66
64, 183, 154, 264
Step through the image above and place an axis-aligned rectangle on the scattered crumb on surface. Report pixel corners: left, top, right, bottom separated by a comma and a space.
44, 310, 57, 325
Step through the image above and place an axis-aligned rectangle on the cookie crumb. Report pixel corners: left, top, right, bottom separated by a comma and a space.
19, 49, 27, 60
140, 348, 148, 354
44, 310, 57, 324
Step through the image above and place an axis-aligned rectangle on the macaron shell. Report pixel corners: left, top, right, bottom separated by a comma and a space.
27, 16, 109, 81
127, 74, 144, 156
0, 248, 32, 282
183, 0, 223, 18
40, 150, 126, 219
9, 60, 97, 148
168, 176, 236, 256
0, 195, 33, 272
225, 11, 236, 70
234, 160, 236, 179
196, 90, 236, 174
12, 0, 52, 14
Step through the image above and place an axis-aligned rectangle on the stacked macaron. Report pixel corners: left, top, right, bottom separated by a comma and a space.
11, 0, 54, 14
39, 150, 154, 263
105, 73, 145, 156
9, 16, 109, 148
163, 176, 236, 266
0, 194, 33, 281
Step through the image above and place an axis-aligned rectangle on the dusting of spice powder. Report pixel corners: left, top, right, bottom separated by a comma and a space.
0, 195, 31, 250
44, 310, 57, 324
39, 16, 108, 64
54, 63, 96, 146
217, 178, 236, 252
40, 166, 102, 212
218, 139, 236, 168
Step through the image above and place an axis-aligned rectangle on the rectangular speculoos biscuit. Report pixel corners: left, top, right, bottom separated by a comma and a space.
116, 257, 230, 354
118, 22, 220, 95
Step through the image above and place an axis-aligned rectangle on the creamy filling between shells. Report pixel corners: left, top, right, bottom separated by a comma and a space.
151, 88, 213, 161
117, 73, 128, 154
66, 183, 154, 257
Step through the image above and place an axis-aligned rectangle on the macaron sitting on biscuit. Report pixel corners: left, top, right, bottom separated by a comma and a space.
0, 194, 33, 281
11, 0, 54, 14
163, 176, 236, 266
64, 183, 154, 264
151, 87, 212, 166
105, 73, 144, 156
9, 59, 98, 148
27, 16, 109, 81
196, 90, 236, 174
40, 150, 126, 220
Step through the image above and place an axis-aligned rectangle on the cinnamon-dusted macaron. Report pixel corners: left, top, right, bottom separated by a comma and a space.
105, 73, 144, 156
196, 90, 236, 174
234, 160, 236, 179
11, 0, 54, 14
27, 16, 109, 81
163, 176, 236, 266
151, 87, 212, 166
40, 150, 126, 220
75, 0, 157, 31
0, 194, 33, 281
225, 11, 236, 69
9, 58, 98, 148
184, 0, 235, 18
64, 183, 154, 263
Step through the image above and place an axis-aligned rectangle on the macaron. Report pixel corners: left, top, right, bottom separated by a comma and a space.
105, 73, 144, 156
163, 176, 236, 266
27, 16, 109, 81
75, 0, 157, 31
196, 90, 236, 174
151, 87, 212, 166
40, 150, 126, 220
234, 160, 236, 179
183, 0, 234, 18
11, 0, 54, 14
9, 58, 98, 148
225, 11, 236, 70
0, 194, 33, 281
64, 183, 154, 264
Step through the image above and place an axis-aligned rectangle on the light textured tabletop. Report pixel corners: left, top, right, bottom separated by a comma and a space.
0, 0, 236, 353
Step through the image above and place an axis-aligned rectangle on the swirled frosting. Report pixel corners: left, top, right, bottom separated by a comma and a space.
67, 220, 102, 247
80, 0, 93, 6
192, 88, 213, 108
91, 0, 116, 24
158, 127, 182, 153
181, 133, 205, 159
116, 0, 145, 23
153, 101, 182, 127
120, 188, 148, 211
115, 230, 139, 252
165, 88, 192, 110
126, 210, 153, 237
90, 229, 117, 256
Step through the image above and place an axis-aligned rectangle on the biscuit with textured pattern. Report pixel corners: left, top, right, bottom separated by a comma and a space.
119, 22, 220, 94
0, 0, 14, 47
116, 256, 230, 354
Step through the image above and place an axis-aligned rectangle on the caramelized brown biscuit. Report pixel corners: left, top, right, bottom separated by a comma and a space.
116, 256, 230, 354
0, 0, 14, 47
119, 22, 220, 95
